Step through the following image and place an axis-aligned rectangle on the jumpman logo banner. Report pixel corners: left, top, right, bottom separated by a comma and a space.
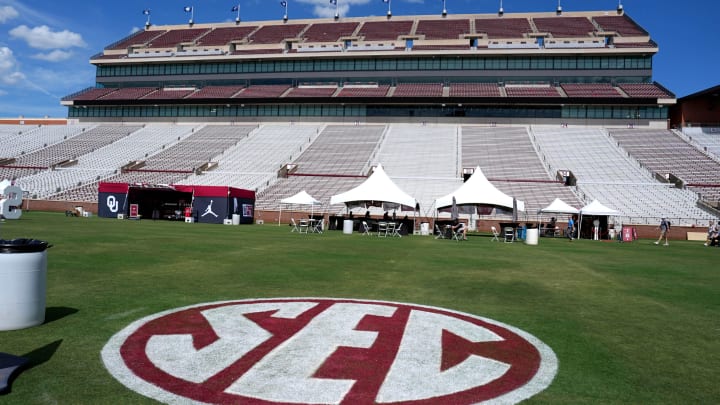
193, 197, 227, 224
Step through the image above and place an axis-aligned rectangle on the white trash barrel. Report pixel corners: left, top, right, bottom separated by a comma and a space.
420, 222, 430, 236
343, 219, 353, 235
0, 239, 50, 331
525, 229, 539, 245
232, 214, 241, 225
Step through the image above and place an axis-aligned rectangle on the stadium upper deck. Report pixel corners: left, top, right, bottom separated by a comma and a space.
63, 9, 674, 123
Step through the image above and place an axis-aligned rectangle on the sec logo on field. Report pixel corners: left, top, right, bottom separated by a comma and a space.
102, 298, 557, 404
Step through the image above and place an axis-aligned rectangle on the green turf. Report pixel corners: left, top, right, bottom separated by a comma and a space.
0, 212, 718, 404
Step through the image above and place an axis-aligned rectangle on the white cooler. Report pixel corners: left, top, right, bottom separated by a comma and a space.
0, 240, 49, 331
525, 228, 539, 245
343, 219, 353, 234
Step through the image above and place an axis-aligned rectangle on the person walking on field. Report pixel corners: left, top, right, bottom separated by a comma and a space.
704, 220, 719, 246
654, 218, 671, 246
566, 215, 576, 241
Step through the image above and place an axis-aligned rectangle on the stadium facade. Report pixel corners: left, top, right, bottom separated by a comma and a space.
62, 9, 674, 125
6, 8, 718, 235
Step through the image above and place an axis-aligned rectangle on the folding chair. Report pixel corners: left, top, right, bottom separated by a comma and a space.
313, 219, 324, 234
490, 226, 500, 242
299, 219, 309, 234
290, 218, 300, 233
503, 227, 515, 243
392, 223, 403, 237
361, 221, 371, 235
378, 222, 389, 237
434, 224, 445, 239
451, 223, 466, 241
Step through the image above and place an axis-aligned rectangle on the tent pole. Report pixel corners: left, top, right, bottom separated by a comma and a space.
413, 207, 416, 234
190, 190, 195, 221
578, 213, 582, 240
122, 189, 129, 214
538, 211, 542, 236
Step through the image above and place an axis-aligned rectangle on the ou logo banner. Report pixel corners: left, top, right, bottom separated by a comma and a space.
0, 180, 23, 220
106, 195, 119, 213
102, 298, 557, 404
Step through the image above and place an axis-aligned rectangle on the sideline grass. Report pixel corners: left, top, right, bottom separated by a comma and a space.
0, 211, 718, 404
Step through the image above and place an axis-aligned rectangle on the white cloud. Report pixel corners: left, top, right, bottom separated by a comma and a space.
9, 25, 87, 50
0, 5, 19, 23
0, 47, 73, 98
130, 26, 141, 35
30, 65, 95, 92
2, 71, 25, 86
32, 49, 73, 62
0, 46, 25, 85
0, 0, 63, 27
296, 0, 371, 18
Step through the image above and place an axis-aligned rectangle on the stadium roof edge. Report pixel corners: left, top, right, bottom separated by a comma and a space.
679, 84, 720, 100
91, 9, 655, 64
132, 10, 629, 30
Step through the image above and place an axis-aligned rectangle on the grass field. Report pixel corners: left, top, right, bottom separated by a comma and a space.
0, 211, 718, 404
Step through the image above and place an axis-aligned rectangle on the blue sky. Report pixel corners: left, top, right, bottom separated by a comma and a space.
0, 0, 718, 118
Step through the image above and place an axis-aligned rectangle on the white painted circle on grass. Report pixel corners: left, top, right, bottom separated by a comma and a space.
102, 298, 557, 404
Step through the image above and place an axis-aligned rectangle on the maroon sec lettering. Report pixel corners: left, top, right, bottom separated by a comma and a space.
102, 298, 557, 404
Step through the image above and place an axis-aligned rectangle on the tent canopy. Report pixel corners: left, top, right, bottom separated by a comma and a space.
578, 199, 618, 240
330, 164, 417, 208
434, 166, 525, 211
98, 182, 255, 199
580, 199, 619, 216
540, 198, 579, 215
278, 190, 322, 225
281, 190, 320, 205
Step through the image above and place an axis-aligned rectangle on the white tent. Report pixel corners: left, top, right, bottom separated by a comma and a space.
540, 198, 579, 215
538, 198, 579, 236
580, 199, 619, 216
281, 190, 320, 205
434, 166, 525, 212
579, 199, 619, 239
278, 190, 321, 225
330, 164, 417, 209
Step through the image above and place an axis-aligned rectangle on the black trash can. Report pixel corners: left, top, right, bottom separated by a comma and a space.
0, 239, 51, 331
